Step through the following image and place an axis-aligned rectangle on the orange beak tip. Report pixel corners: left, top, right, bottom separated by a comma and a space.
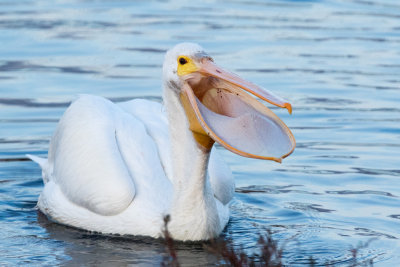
284, 103, 292, 114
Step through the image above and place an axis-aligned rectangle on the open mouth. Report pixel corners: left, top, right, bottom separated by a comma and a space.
181, 62, 296, 163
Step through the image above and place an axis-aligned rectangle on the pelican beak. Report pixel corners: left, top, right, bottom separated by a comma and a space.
180, 58, 296, 163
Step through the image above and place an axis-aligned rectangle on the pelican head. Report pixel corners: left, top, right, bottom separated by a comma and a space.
163, 43, 295, 162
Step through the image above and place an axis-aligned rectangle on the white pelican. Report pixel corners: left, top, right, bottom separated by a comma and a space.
28, 43, 295, 241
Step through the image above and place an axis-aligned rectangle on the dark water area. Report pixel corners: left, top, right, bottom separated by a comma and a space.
1, 0, 400, 266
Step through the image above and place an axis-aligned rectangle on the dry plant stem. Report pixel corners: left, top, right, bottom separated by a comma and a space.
161, 215, 180, 267
160, 215, 374, 267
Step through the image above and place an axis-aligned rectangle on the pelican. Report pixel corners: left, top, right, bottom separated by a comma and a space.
28, 43, 295, 241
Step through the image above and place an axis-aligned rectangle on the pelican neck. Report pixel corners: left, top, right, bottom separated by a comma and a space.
162, 85, 221, 240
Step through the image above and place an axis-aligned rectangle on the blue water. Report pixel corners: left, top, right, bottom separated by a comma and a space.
1, 0, 400, 265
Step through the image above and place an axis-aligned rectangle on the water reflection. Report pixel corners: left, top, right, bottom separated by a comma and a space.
36, 211, 218, 266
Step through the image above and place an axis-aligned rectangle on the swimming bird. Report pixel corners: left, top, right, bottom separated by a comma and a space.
28, 43, 295, 241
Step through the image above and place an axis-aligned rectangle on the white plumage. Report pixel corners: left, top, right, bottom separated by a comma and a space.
29, 43, 294, 241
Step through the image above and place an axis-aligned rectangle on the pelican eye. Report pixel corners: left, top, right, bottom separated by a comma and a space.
177, 56, 197, 76
179, 57, 188, 65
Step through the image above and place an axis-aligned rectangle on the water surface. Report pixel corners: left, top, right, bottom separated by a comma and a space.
1, 0, 400, 265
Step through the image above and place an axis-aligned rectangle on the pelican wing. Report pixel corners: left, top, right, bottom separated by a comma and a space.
47, 95, 165, 216
118, 99, 173, 181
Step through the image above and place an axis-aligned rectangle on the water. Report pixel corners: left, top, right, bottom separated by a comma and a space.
1, 0, 400, 265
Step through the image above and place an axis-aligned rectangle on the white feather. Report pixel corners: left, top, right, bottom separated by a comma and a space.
30, 43, 235, 241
